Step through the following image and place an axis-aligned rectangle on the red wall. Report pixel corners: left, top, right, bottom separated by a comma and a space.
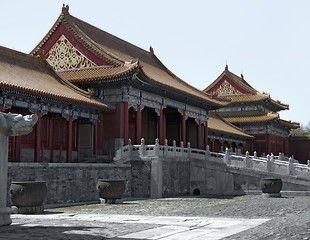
289, 137, 310, 164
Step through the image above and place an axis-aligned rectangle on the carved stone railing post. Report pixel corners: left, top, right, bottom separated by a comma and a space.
163, 139, 168, 157
224, 147, 230, 165
154, 138, 160, 156
173, 140, 176, 157
187, 142, 191, 158
244, 151, 251, 168
288, 157, 295, 175
254, 151, 257, 159
180, 141, 184, 157
128, 138, 132, 156
279, 152, 284, 161
270, 153, 275, 172
139, 138, 146, 157
120, 140, 124, 159
307, 160, 310, 167
0, 112, 37, 226
205, 145, 210, 161
266, 154, 272, 172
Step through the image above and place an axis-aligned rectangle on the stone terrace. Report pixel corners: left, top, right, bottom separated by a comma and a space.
1, 194, 310, 239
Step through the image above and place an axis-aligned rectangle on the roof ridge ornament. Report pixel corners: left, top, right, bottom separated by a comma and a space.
62, 4, 69, 15
225, 64, 228, 71
149, 46, 154, 55
37, 49, 46, 60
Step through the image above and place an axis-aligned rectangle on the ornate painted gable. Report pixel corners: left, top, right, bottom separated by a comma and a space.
212, 79, 242, 96
46, 34, 96, 71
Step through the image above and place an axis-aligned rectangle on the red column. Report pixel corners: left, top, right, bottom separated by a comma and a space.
210, 140, 214, 151
34, 110, 41, 162
124, 102, 129, 145
136, 105, 141, 144
136, 105, 142, 145
204, 121, 208, 149
266, 134, 271, 154
181, 110, 186, 146
282, 137, 286, 156
158, 107, 163, 145
49, 118, 54, 163
163, 110, 166, 141
99, 114, 104, 152
66, 116, 73, 163
0, 104, 3, 112
93, 120, 98, 162
197, 120, 202, 149
15, 136, 21, 162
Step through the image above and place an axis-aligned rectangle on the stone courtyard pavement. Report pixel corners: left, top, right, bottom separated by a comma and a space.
1, 194, 310, 239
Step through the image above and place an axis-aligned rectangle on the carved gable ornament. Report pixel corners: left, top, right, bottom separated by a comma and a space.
46, 34, 96, 71
212, 80, 242, 96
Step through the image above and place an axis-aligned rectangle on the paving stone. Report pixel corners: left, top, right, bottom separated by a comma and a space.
1, 195, 310, 239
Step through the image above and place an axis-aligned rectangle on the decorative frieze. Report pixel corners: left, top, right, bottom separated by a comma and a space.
15, 100, 28, 108
141, 99, 161, 110
50, 106, 63, 113
164, 98, 184, 110
102, 86, 209, 122
0, 93, 98, 120
3, 98, 12, 111
80, 112, 90, 118
208, 134, 246, 145
128, 103, 138, 111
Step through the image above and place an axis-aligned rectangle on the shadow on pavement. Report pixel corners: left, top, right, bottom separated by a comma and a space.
0, 224, 110, 240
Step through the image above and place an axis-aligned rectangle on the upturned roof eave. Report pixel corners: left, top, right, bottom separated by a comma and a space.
209, 112, 254, 139
59, 62, 139, 84
0, 82, 115, 111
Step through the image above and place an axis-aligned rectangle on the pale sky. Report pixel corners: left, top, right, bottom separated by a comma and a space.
1, 0, 309, 126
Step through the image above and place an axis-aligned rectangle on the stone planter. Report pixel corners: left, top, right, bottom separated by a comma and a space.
96, 179, 125, 204
10, 181, 47, 214
260, 178, 282, 197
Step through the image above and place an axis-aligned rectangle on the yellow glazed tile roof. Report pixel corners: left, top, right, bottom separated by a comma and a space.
208, 112, 253, 139
224, 113, 279, 124
58, 61, 139, 83
0, 46, 114, 111
204, 66, 289, 110
31, 5, 227, 108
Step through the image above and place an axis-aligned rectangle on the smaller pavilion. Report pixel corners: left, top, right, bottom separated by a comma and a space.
204, 65, 299, 156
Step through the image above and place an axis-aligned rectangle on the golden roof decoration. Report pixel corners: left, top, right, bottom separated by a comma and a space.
31, 5, 228, 108
204, 65, 289, 110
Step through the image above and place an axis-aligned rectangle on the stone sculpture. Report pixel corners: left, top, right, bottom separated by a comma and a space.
0, 112, 37, 226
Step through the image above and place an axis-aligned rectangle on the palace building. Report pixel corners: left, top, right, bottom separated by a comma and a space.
0, 45, 114, 163
204, 65, 299, 157
26, 5, 251, 160
2, 5, 303, 163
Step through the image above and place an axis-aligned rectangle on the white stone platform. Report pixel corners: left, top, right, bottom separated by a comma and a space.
8, 213, 269, 240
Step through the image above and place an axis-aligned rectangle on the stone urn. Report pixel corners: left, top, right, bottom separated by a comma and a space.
260, 178, 282, 197
10, 181, 47, 214
96, 179, 125, 204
